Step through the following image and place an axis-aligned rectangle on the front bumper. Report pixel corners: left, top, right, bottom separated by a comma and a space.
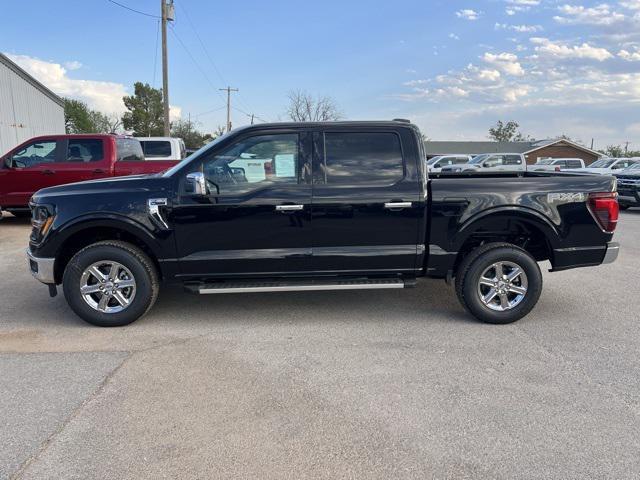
602, 242, 620, 265
26, 248, 55, 284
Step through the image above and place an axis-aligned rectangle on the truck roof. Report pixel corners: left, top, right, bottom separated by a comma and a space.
232, 120, 419, 132
21, 134, 132, 141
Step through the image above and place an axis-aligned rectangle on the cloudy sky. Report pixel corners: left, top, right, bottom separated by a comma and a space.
2, 0, 639, 149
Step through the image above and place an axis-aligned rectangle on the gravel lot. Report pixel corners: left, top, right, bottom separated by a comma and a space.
1, 210, 639, 479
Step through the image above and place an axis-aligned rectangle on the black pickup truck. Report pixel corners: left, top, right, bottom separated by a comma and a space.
26, 121, 620, 327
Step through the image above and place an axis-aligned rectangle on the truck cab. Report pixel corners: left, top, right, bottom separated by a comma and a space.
136, 137, 187, 162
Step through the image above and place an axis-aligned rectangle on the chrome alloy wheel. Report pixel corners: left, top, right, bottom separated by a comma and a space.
79, 261, 137, 313
477, 261, 528, 312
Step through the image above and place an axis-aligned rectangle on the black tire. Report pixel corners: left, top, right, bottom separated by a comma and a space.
63, 240, 159, 327
455, 242, 542, 324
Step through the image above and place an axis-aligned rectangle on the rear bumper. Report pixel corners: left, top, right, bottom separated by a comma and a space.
26, 248, 55, 284
602, 242, 620, 265
551, 241, 619, 271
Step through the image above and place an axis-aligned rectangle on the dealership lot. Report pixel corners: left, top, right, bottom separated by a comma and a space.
1, 211, 639, 479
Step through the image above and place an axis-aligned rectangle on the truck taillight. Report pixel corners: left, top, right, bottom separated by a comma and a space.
587, 192, 619, 233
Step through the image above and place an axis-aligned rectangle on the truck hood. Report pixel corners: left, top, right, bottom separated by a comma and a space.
31, 174, 170, 204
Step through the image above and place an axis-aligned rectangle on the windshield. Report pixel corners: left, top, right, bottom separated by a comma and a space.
536, 159, 554, 165
162, 132, 232, 177
470, 154, 490, 164
427, 156, 444, 165
623, 163, 640, 171
588, 158, 615, 168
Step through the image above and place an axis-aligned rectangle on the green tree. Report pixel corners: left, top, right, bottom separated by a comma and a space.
64, 99, 122, 134
488, 120, 529, 142
600, 145, 625, 157
171, 119, 213, 149
121, 82, 164, 137
64, 99, 94, 133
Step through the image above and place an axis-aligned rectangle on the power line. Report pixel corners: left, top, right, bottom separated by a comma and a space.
168, 24, 227, 105
106, 0, 160, 18
174, 0, 269, 122
194, 105, 226, 118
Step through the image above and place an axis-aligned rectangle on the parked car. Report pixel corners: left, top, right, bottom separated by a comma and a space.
441, 153, 526, 173
136, 137, 186, 161
426, 155, 472, 173
530, 158, 585, 172
566, 157, 639, 175
0, 134, 181, 217
615, 162, 640, 210
26, 121, 619, 327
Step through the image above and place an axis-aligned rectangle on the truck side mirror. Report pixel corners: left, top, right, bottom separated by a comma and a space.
2, 156, 11, 169
185, 172, 207, 195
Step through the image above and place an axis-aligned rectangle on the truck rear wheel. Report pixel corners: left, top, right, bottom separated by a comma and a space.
62, 241, 159, 327
455, 243, 542, 324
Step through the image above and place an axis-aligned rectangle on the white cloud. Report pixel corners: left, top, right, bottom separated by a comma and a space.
620, 0, 640, 9
495, 23, 543, 32
504, 0, 539, 15
169, 105, 182, 121
506, 0, 540, 5
619, 47, 640, 60
482, 52, 525, 76
554, 4, 627, 26
530, 38, 614, 61
449, 33, 460, 40
456, 9, 481, 20
6, 53, 127, 114
64, 60, 82, 71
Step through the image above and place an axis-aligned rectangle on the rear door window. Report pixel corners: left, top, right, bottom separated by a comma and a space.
65, 139, 104, 162
566, 160, 582, 168
116, 139, 145, 162
322, 132, 404, 185
141, 140, 172, 158
504, 155, 523, 165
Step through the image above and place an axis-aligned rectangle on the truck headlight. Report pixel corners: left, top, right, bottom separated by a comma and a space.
30, 205, 55, 243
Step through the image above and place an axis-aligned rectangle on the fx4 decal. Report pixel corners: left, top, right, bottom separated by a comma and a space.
547, 192, 586, 203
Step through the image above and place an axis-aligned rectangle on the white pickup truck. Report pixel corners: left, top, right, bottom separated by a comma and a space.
566, 157, 639, 175
530, 158, 585, 172
136, 137, 187, 162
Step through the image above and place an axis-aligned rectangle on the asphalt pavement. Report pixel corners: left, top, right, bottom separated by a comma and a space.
1, 210, 639, 479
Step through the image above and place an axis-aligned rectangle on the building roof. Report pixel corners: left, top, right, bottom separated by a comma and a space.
523, 138, 600, 157
0, 53, 65, 107
425, 141, 534, 155
425, 138, 601, 157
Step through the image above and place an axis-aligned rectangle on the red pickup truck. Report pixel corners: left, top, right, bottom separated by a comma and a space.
0, 134, 180, 217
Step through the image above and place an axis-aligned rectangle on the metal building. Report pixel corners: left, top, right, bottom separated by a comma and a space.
0, 53, 65, 154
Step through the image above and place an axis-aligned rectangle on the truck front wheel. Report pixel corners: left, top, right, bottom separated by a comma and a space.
62, 241, 159, 327
455, 243, 542, 324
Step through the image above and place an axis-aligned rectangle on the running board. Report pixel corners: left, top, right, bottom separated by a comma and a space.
186, 278, 413, 295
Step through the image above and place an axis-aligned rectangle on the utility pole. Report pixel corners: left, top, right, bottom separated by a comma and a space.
219, 86, 239, 132
250, 114, 255, 125
161, 0, 174, 136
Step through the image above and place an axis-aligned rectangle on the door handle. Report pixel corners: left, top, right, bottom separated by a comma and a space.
92, 168, 106, 174
42, 169, 55, 175
384, 202, 412, 210
276, 204, 304, 212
